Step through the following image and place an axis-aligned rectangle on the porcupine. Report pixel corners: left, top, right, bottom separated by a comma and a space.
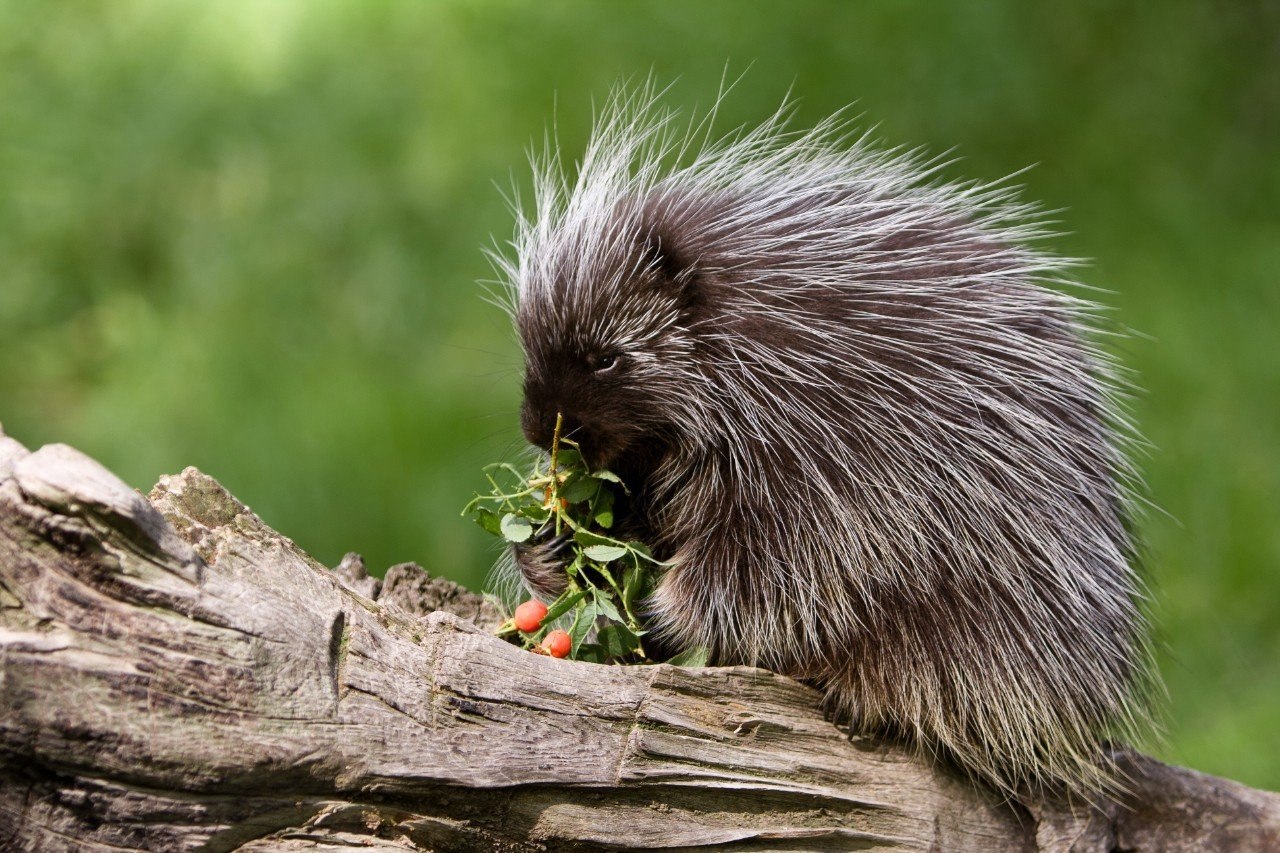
492, 92, 1156, 799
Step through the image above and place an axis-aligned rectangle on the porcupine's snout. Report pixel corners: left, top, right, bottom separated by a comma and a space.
520, 383, 593, 458
521, 373, 621, 468
521, 400, 609, 466
519, 395, 553, 451
520, 386, 565, 450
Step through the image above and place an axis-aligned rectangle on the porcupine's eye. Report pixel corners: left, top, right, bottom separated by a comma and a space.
592, 352, 620, 374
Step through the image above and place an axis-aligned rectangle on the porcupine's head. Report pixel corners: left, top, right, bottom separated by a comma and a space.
501, 118, 725, 480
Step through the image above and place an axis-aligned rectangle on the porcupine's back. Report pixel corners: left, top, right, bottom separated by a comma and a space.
502, 93, 1157, 799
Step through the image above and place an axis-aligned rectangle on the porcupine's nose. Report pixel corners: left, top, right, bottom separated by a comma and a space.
521, 399, 580, 454
520, 402, 553, 450
520, 375, 553, 449
521, 373, 588, 452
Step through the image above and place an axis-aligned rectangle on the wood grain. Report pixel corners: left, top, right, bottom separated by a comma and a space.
0, 424, 1275, 851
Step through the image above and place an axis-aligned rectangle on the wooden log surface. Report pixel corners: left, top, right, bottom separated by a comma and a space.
0, 424, 1276, 851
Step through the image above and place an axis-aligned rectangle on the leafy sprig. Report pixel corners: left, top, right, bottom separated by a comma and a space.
463, 414, 671, 663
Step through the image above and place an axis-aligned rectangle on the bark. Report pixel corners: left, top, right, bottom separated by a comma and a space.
0, 425, 1276, 852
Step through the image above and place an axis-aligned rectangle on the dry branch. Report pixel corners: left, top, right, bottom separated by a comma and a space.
0, 424, 1276, 851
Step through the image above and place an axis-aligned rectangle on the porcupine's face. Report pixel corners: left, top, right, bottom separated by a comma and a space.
517, 206, 703, 478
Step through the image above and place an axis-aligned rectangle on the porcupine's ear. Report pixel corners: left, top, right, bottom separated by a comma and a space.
639, 223, 701, 312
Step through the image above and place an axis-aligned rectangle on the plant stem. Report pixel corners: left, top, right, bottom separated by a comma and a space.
549, 411, 564, 479
550, 411, 564, 535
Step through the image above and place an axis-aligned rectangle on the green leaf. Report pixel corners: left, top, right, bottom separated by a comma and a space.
554, 448, 583, 470
520, 503, 551, 524
584, 544, 628, 562
622, 565, 648, 611
666, 646, 711, 667
574, 528, 625, 549
500, 513, 533, 543
628, 541, 654, 558
560, 473, 600, 504
626, 541, 669, 565
474, 508, 503, 537
592, 591, 624, 623
574, 643, 607, 664
564, 553, 584, 580
543, 588, 587, 624
568, 601, 598, 653
591, 469, 629, 493
595, 623, 638, 659
591, 487, 615, 528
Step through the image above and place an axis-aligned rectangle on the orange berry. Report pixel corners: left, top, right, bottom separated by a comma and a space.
513, 599, 548, 633
543, 629, 572, 658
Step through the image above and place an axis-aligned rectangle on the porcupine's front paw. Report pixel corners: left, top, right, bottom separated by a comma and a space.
512, 531, 572, 601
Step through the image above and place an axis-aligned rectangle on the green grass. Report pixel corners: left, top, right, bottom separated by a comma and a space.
1, 0, 1275, 789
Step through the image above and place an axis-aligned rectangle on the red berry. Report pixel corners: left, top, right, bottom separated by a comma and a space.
514, 600, 548, 633
543, 629, 572, 659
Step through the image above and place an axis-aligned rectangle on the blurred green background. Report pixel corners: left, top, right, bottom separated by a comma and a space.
1, 1, 1276, 788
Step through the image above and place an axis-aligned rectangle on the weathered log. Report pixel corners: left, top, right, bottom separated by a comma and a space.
0, 424, 1276, 851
